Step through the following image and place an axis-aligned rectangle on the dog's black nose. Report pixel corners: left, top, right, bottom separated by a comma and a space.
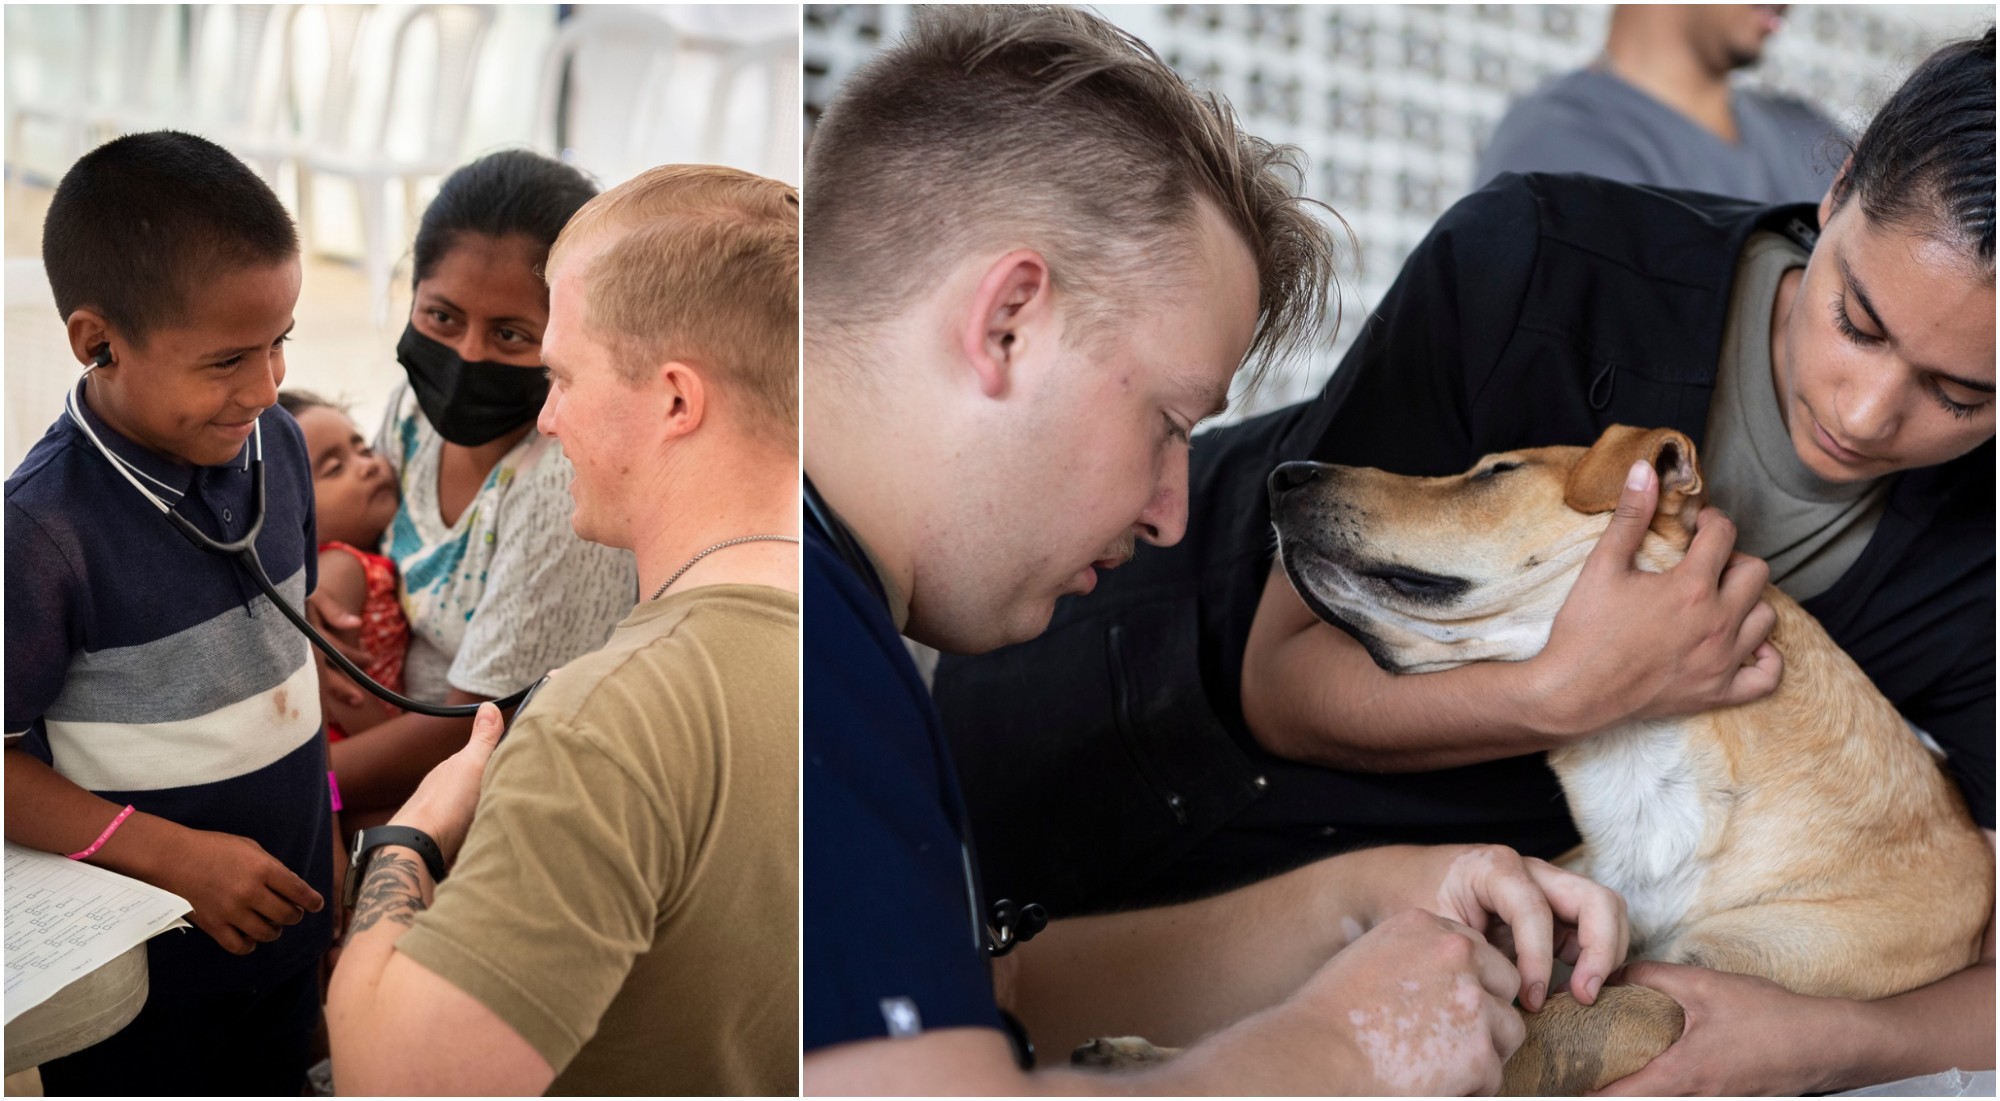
1268, 462, 1321, 502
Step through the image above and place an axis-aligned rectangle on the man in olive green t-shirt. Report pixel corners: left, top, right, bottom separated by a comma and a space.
327, 165, 803, 1095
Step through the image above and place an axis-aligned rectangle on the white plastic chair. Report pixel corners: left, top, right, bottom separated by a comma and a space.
299, 4, 495, 321
5, 6, 96, 185
532, 8, 683, 182
697, 32, 799, 180
230, 5, 373, 212
89, 6, 283, 141
7, 7, 174, 185
79, 6, 183, 137
181, 6, 288, 140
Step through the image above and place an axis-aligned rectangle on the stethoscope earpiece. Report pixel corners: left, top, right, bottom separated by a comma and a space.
91, 343, 112, 368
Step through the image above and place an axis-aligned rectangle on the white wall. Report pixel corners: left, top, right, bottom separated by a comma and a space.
803, 3, 1992, 421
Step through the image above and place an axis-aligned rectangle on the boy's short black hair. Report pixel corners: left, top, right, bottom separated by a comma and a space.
42, 131, 299, 347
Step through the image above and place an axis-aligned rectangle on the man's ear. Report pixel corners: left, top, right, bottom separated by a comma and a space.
960, 249, 1053, 399
1820, 153, 1853, 230
658, 361, 706, 440
66, 309, 116, 370
1563, 424, 1707, 541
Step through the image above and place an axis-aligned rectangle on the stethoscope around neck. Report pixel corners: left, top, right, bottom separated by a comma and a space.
65, 381, 546, 721
805, 477, 1047, 1065
804, 477, 1048, 958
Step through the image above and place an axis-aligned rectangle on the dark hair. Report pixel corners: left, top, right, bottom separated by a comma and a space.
1833, 27, 1995, 272
806, 5, 1340, 385
42, 131, 298, 345
276, 389, 341, 419
412, 150, 600, 286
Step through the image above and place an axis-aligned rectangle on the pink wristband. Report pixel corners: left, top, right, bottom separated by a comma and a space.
328, 771, 343, 813
68, 804, 135, 861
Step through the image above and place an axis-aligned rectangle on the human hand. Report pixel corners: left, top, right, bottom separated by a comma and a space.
1532, 461, 1782, 737
1590, 961, 1849, 1096
1401, 844, 1630, 1014
1296, 908, 1526, 1095
386, 702, 505, 864
157, 826, 325, 955
306, 590, 369, 709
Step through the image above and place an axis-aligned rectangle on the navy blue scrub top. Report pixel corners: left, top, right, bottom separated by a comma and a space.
802, 516, 1004, 1052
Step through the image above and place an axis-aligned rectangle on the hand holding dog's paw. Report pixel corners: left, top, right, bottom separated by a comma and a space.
1534, 462, 1783, 736
1587, 962, 1841, 1096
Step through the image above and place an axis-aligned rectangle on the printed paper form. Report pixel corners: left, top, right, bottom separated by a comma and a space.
4, 842, 190, 1024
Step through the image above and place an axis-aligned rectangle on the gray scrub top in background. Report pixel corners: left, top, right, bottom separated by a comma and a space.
1475, 67, 1845, 204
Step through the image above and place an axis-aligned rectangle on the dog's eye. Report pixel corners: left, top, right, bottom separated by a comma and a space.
1364, 563, 1469, 602
1469, 462, 1522, 482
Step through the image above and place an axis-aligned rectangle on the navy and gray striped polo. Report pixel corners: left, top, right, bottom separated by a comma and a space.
5, 378, 334, 993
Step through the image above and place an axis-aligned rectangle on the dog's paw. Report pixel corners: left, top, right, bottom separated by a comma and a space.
1499, 986, 1685, 1095
1071, 1036, 1181, 1069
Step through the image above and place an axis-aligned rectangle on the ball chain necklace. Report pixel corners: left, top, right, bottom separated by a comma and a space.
650, 534, 801, 601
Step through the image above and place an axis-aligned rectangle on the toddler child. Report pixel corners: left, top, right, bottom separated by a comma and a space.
278, 390, 411, 743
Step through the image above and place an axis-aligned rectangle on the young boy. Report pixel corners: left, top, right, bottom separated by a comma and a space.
5, 131, 334, 1095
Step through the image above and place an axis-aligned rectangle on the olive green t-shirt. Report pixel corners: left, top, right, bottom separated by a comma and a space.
396, 585, 800, 1096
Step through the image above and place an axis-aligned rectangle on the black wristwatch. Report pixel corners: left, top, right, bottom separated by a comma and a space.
344, 826, 448, 909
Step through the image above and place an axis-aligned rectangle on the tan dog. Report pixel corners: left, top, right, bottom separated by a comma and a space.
1253, 424, 1992, 1094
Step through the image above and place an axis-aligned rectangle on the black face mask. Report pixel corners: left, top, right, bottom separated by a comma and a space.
396, 324, 550, 447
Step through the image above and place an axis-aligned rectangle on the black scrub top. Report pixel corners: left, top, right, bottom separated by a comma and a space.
934, 172, 1995, 917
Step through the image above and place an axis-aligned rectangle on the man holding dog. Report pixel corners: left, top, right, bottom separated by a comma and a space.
798, 7, 1696, 1093
327, 166, 801, 1094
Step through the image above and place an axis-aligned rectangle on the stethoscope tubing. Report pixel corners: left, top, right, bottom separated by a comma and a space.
67, 386, 542, 721
224, 511, 540, 718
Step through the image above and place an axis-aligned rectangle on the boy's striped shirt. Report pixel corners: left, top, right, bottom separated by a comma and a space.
5, 380, 334, 992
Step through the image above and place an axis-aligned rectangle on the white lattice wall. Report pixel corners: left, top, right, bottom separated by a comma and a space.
804, 3, 1992, 420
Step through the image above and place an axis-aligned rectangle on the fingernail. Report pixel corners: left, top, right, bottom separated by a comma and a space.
1626, 461, 1651, 491
1530, 981, 1546, 1009
1586, 974, 1603, 1000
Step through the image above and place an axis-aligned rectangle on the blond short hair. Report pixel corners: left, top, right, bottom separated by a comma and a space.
549, 165, 799, 443
806, 5, 1341, 386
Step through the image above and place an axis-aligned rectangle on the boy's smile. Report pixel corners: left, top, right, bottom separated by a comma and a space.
80, 258, 303, 468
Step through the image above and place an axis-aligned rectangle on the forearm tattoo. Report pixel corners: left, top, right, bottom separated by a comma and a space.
347, 850, 430, 938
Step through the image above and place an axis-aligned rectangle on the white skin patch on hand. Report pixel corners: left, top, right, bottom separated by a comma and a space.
1346, 973, 1489, 1092
1436, 846, 1500, 919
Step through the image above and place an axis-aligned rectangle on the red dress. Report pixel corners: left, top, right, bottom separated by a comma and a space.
320, 541, 410, 740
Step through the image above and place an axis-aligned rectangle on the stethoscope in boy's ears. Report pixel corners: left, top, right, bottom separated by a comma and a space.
804, 475, 1045, 1068
65, 348, 547, 724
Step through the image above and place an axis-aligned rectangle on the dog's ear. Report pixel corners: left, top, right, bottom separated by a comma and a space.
1563, 425, 1707, 541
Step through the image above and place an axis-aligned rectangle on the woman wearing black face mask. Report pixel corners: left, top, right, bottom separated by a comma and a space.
309, 151, 638, 834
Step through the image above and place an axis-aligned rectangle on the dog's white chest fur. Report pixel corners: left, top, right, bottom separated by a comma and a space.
1554, 721, 1710, 953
